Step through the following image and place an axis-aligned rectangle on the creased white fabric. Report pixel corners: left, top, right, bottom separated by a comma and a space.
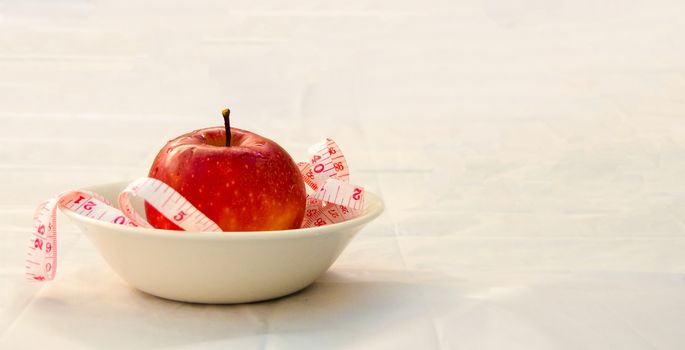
2, 0, 685, 348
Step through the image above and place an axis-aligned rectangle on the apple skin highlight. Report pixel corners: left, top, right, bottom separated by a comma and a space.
145, 127, 306, 232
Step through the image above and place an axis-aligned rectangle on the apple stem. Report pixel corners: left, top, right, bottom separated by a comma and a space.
222, 108, 231, 147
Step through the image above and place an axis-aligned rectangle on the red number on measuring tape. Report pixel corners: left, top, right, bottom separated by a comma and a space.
45, 242, 52, 253
306, 208, 318, 217
333, 162, 344, 171
73, 195, 86, 204
34, 238, 43, 250
112, 216, 126, 225
37, 224, 45, 235
328, 209, 339, 218
314, 218, 326, 226
352, 188, 362, 200
313, 164, 325, 173
306, 170, 314, 179
83, 201, 96, 211
173, 211, 187, 221
311, 155, 321, 163
328, 147, 336, 155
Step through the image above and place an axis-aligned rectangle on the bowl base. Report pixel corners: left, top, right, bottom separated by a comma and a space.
132, 282, 314, 304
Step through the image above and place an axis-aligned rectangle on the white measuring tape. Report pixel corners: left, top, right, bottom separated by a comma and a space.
26, 138, 366, 281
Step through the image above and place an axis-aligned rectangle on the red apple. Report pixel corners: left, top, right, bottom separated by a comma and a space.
145, 109, 306, 231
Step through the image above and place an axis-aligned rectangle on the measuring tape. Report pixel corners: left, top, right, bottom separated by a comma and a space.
26, 138, 366, 281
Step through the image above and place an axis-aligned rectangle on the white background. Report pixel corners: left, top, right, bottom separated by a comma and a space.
2, 0, 685, 349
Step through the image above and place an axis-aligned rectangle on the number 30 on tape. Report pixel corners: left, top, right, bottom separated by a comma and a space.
26, 138, 367, 281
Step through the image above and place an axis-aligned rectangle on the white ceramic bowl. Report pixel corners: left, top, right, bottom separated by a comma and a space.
63, 181, 384, 304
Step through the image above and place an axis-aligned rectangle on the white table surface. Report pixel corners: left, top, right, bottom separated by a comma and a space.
2, 0, 685, 349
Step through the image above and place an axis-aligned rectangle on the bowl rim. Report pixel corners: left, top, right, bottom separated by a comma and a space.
62, 180, 385, 240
